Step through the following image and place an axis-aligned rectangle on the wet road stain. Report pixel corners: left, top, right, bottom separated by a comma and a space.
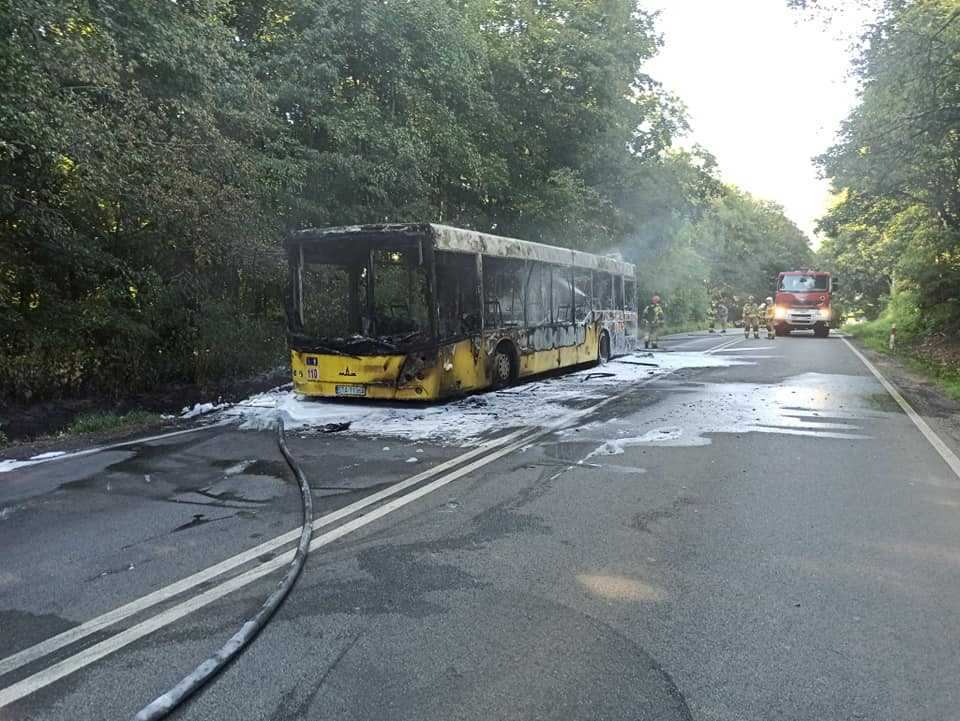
564, 372, 893, 451
171, 512, 238, 533
102, 436, 216, 476
84, 559, 146, 583
212, 458, 290, 480
245, 459, 291, 479
0, 609, 78, 658
863, 392, 903, 413
272, 589, 693, 721
184, 487, 272, 505
310, 480, 395, 497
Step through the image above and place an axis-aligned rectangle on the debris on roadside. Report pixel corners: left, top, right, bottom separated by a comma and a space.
612, 360, 659, 367
582, 372, 617, 382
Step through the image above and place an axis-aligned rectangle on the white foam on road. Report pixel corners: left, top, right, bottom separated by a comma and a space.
0, 451, 66, 473
180, 402, 227, 419
570, 372, 882, 453
222, 351, 749, 444
583, 427, 686, 460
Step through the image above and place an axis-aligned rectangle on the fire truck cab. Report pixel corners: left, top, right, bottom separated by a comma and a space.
773, 270, 835, 338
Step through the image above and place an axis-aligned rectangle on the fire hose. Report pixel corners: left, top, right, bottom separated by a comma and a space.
131, 417, 313, 720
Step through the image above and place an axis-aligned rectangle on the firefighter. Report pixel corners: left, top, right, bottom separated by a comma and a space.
742, 295, 760, 339
709, 297, 728, 334
763, 296, 776, 339
642, 294, 665, 349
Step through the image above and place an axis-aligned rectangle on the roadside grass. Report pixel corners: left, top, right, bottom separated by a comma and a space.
663, 320, 711, 335
67, 410, 165, 435
844, 320, 960, 402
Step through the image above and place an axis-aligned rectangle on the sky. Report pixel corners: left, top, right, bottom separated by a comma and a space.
638, 0, 871, 247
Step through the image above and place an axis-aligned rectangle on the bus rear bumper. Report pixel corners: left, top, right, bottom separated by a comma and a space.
292, 379, 440, 400
290, 350, 443, 400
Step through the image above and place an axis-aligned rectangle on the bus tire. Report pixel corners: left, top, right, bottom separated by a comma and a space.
491, 343, 515, 389
814, 324, 829, 338
598, 331, 611, 365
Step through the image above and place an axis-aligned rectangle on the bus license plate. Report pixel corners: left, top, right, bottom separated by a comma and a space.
335, 385, 366, 397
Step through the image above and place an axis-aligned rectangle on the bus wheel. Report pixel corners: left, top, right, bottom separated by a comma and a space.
598, 332, 611, 365
814, 325, 829, 338
492, 347, 513, 388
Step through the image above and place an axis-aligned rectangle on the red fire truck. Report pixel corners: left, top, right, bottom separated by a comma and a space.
773, 270, 836, 337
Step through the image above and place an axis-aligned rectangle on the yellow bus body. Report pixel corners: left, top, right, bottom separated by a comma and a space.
285, 224, 638, 401
292, 323, 605, 401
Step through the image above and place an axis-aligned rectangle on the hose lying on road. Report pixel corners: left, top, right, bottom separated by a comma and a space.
131, 417, 314, 721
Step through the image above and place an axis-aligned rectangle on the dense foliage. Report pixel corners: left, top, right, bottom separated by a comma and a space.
1, 0, 809, 403
636, 182, 813, 322
810, 0, 960, 339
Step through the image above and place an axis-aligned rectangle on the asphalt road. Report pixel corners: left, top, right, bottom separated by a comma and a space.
2, 331, 960, 721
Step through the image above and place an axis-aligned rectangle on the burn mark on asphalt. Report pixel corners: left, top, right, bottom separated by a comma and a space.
631, 496, 697, 533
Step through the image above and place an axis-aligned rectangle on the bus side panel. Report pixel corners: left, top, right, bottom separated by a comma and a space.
516, 323, 598, 377
599, 310, 637, 356
428, 322, 605, 399
437, 337, 489, 397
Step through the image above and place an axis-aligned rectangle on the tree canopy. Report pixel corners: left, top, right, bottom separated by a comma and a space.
810, 0, 960, 332
0, 0, 811, 403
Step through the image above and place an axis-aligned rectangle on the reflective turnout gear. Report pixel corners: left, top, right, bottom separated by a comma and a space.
742, 300, 760, 339
763, 301, 776, 339
642, 302, 665, 349
709, 301, 729, 333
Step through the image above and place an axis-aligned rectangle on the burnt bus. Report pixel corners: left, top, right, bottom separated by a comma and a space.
285, 223, 638, 400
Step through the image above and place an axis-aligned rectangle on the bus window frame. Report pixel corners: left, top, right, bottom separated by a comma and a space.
288, 237, 438, 350
286, 225, 638, 355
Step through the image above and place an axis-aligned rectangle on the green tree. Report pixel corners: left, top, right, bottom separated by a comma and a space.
811, 0, 960, 333
0, 0, 300, 400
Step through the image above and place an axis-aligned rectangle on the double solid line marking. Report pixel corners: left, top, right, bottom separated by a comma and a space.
0, 334, 741, 709
0, 426, 541, 709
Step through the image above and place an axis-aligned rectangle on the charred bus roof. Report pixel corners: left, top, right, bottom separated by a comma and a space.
286, 223, 636, 277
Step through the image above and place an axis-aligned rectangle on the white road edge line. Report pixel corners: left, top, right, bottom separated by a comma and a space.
843, 337, 960, 480
0, 427, 532, 679
0, 430, 541, 709
0, 423, 230, 473
669, 335, 722, 349
0, 337, 738, 678
0, 338, 739, 706
706, 337, 742, 355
